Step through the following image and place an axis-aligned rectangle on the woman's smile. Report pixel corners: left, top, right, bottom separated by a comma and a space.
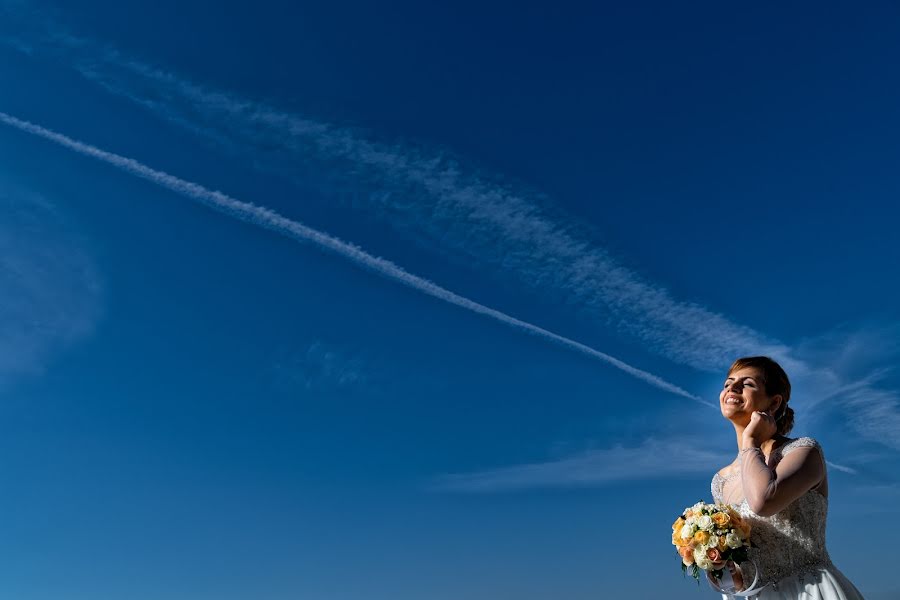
719, 366, 771, 417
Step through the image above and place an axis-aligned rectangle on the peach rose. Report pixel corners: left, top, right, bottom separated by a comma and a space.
679, 545, 694, 565
707, 548, 727, 570
712, 512, 730, 528
717, 535, 728, 551
693, 530, 710, 545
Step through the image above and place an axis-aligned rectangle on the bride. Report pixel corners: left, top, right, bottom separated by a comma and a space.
709, 356, 865, 599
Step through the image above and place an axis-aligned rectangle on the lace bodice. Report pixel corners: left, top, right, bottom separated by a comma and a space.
710, 437, 833, 590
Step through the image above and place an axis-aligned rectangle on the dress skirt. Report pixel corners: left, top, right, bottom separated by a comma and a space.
719, 565, 865, 600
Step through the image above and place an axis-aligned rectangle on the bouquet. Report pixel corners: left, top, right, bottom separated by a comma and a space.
672, 501, 752, 584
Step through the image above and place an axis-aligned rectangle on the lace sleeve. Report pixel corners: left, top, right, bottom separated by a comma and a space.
740, 437, 826, 517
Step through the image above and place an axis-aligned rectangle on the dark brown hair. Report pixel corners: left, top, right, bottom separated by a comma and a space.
728, 356, 794, 435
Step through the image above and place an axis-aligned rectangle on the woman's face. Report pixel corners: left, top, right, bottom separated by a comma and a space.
720, 366, 782, 424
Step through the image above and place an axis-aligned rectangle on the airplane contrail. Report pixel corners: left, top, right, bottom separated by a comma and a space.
0, 110, 708, 404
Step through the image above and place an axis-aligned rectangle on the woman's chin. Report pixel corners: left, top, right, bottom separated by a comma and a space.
721, 407, 746, 421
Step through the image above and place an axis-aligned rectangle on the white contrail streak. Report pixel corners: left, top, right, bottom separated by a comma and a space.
0, 110, 706, 403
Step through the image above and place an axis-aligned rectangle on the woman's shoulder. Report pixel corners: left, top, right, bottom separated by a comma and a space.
778, 436, 823, 457
713, 460, 740, 481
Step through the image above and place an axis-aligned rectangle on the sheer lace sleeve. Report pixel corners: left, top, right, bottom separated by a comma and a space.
740, 437, 825, 517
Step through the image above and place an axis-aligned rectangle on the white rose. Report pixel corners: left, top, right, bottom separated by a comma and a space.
697, 515, 713, 531
680, 524, 693, 539
725, 532, 742, 549
695, 553, 713, 571
708, 534, 719, 549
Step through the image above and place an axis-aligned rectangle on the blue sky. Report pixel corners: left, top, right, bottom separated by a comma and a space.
1, 1, 899, 598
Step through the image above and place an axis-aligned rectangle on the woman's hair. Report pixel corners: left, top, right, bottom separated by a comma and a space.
728, 356, 794, 435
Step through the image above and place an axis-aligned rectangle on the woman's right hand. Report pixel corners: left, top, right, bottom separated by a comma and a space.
742, 410, 778, 449
706, 561, 746, 592
727, 560, 746, 591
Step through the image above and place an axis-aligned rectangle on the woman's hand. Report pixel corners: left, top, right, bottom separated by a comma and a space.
742, 410, 777, 449
705, 561, 746, 592
727, 561, 746, 591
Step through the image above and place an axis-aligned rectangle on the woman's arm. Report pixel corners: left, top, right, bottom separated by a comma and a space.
740, 444, 825, 517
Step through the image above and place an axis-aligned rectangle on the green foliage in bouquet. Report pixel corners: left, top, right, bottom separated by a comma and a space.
671, 502, 754, 585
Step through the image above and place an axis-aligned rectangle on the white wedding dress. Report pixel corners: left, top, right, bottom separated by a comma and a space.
710, 437, 865, 599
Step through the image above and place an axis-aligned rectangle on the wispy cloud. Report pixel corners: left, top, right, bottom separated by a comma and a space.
431, 439, 731, 492
0, 110, 704, 403
0, 21, 802, 375
273, 341, 367, 391
4, 17, 900, 450
104, 61, 802, 373
68, 50, 900, 448
431, 437, 869, 494
826, 461, 858, 475
0, 182, 102, 386
796, 329, 900, 451
844, 386, 900, 452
